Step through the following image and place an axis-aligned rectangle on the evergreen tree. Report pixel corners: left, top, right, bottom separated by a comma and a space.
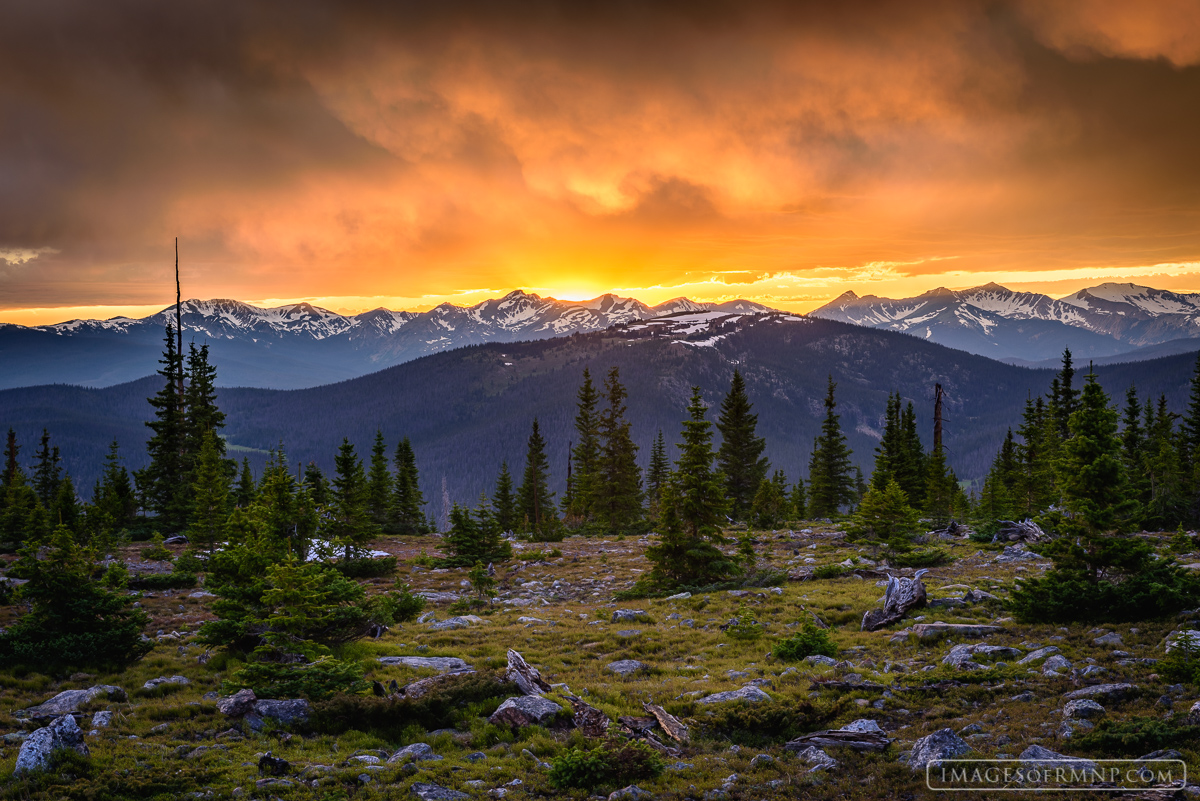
1120, 385, 1148, 505
50, 474, 81, 536
646, 430, 670, 516
302, 461, 329, 507
751, 470, 790, 530
1015, 396, 1055, 517
31, 429, 62, 509
1144, 395, 1184, 528
870, 393, 904, 489
924, 443, 958, 526
897, 400, 927, 508
492, 461, 517, 533
977, 429, 1019, 522
391, 437, 427, 536
183, 342, 226, 460
2, 429, 18, 488
326, 439, 379, 559
790, 477, 808, 520
141, 325, 189, 532
367, 431, 392, 529
0, 435, 45, 549
565, 369, 601, 520
516, 418, 555, 534
593, 367, 642, 533
92, 440, 137, 534
235, 458, 257, 508
807, 376, 855, 518
1052, 348, 1080, 440
189, 432, 231, 552
716, 369, 768, 521
848, 478, 920, 555
441, 500, 513, 568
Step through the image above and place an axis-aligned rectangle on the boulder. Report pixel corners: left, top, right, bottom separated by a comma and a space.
14, 714, 89, 776
1188, 700, 1200, 725
804, 655, 838, 667
567, 696, 612, 737
1063, 700, 1105, 720
612, 609, 646, 623
1165, 630, 1200, 652
840, 719, 885, 734
250, 699, 311, 728
786, 729, 889, 752
409, 783, 470, 801
489, 695, 564, 728
258, 752, 290, 776
1018, 744, 1095, 772
963, 589, 1000, 604
388, 743, 441, 764
1042, 655, 1072, 675
861, 573, 927, 631
1093, 632, 1124, 647
217, 689, 257, 717
397, 669, 480, 700
995, 545, 1043, 563
911, 623, 1003, 641
505, 649, 551, 696
908, 728, 971, 772
91, 710, 113, 728
377, 656, 471, 673
993, 519, 1046, 542
17, 685, 126, 721
1016, 646, 1061, 665
606, 659, 649, 677
941, 643, 1022, 670
428, 615, 486, 632
143, 675, 190, 691
794, 745, 839, 772
608, 786, 653, 801
696, 687, 771, 705
1062, 683, 1135, 702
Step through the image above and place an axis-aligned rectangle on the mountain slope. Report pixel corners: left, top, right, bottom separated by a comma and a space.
2, 314, 1193, 510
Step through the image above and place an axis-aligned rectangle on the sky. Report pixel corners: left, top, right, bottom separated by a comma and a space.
3, 0, 1200, 325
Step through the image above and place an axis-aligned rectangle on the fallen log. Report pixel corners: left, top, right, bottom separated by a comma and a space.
785, 729, 890, 753
643, 703, 689, 743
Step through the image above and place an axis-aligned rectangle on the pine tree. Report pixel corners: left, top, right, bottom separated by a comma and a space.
141, 325, 189, 532
646, 430, 670, 508
1053, 348, 1080, 440
367, 431, 392, 529
0, 433, 45, 549
565, 369, 601, 520
92, 440, 137, 534
31, 429, 62, 509
326, 439, 379, 559
593, 367, 642, 533
807, 376, 855, 518
50, 474, 81, 536
189, 432, 231, 552
849, 478, 920, 555
1120, 385, 1147, 500
2, 429, 18, 488
751, 470, 790, 530
391, 437, 427, 536
1144, 395, 1184, 528
870, 393, 904, 489
492, 461, 517, 533
897, 400, 926, 508
977, 429, 1019, 522
516, 418, 555, 534
441, 500, 513, 568
790, 477, 808, 520
924, 443, 957, 526
716, 369, 768, 521
183, 342, 226, 461
235, 458, 257, 508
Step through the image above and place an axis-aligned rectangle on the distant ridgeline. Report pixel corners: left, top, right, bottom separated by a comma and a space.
2, 309, 1200, 550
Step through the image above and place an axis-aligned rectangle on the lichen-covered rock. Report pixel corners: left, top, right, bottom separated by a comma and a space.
606, 659, 649, 677
378, 656, 471, 673
1063, 699, 1105, 720
1018, 744, 1095, 772
696, 687, 771, 705
1017, 646, 1061, 665
17, 685, 126, 721
143, 675, 190, 691
488, 695, 563, 728
795, 746, 839, 772
612, 610, 646, 623
841, 719, 885, 734
388, 743, 441, 764
908, 728, 971, 772
608, 786, 653, 800
941, 643, 1022, 670
1062, 683, 1135, 702
248, 699, 311, 729
409, 783, 470, 800
1093, 632, 1124, 647
15, 714, 89, 776
217, 689, 257, 717
1042, 655, 1072, 675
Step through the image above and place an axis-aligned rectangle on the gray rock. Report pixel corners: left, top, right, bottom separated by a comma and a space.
489, 695, 563, 728
258, 752, 290, 776
908, 728, 971, 772
428, 616, 479, 631
1080, 665, 1107, 678
1093, 632, 1124, 647
608, 786, 653, 800
665, 592, 691, 601
388, 743, 441, 764
795, 745, 839, 771
17, 685, 127, 720
1165, 630, 1200, 652
251, 699, 311, 727
1042, 655, 1072, 675
803, 655, 838, 667
1063, 699, 1105, 720
143, 675, 190, 691
217, 689, 257, 717
616, 629, 642, 637
861, 573, 927, 631
606, 660, 649, 677
841, 719, 885, 733
1019, 744, 1095, 772
911, 623, 1003, 641
377, 656, 471, 673
941, 643, 1022, 670
1139, 749, 1184, 761
612, 610, 646, 623
1017, 646, 1061, 665
696, 687, 771, 705
1062, 683, 1135, 702
15, 714, 89, 776
995, 545, 1041, 563
409, 783, 470, 801
749, 754, 773, 767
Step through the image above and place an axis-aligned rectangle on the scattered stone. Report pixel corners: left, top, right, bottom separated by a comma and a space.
911, 623, 1003, 641
613, 609, 646, 623
506, 649, 551, 696
1042, 655, 1072, 675
608, 786, 652, 800
377, 656, 471, 673
607, 660, 649, 677
16, 685, 127, 721
250, 699, 311, 728
397, 670, 480, 700
696, 687, 771, 705
143, 675, 190, 691
1093, 632, 1124, 647
217, 689, 257, 717
1165, 630, 1200, 652
786, 728, 889, 752
1018, 744, 1096, 772
841, 719, 885, 734
91, 711, 113, 728
1079, 665, 1107, 678
908, 729, 971, 772
1139, 749, 1184, 761
942, 643, 1022, 670
665, 592, 691, 601
489, 695, 564, 728
750, 754, 773, 767
567, 696, 611, 737
1017, 646, 1061, 665
15, 714, 89, 776
258, 752, 290, 776
388, 743, 441, 764
1062, 683, 1135, 702
804, 655, 838, 667
995, 544, 1042, 563
963, 588, 1001, 603
428, 616, 485, 631
1063, 700, 1105, 720
409, 783, 470, 801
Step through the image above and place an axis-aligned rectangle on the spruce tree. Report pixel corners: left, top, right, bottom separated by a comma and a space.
751, 470, 790, 529
674, 387, 728, 537
235, 458, 257, 508
142, 325, 189, 532
3, 429, 18, 488
391, 437, 427, 535
849, 478, 919, 555
1144, 395, 1184, 528
183, 342, 226, 461
0, 436, 45, 549
897, 400, 926, 508
790, 477, 808, 520
492, 461, 517, 533
50, 474, 81, 537
302, 461, 329, 507
441, 500, 512, 568
189, 432, 231, 552
566, 369, 601, 520
1052, 348, 1080, 440
646, 430, 670, 507
31, 429, 62, 509
92, 440, 137, 533
924, 443, 957, 526
807, 376, 855, 518
367, 431, 392, 529
326, 439, 379, 560
716, 369, 768, 521
594, 366, 642, 533
516, 418, 554, 534
870, 393, 903, 489
1120, 385, 1148, 505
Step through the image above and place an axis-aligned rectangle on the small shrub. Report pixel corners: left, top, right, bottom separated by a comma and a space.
1159, 631, 1200, 684
332, 556, 398, 579
172, 550, 206, 574
723, 602, 763, 641
891, 547, 954, 568
772, 621, 838, 661
410, 549, 436, 567
548, 738, 665, 791
813, 564, 848, 580
129, 571, 197, 591
1074, 716, 1200, 757
139, 533, 173, 562
692, 697, 842, 745
99, 561, 130, 591
226, 655, 366, 702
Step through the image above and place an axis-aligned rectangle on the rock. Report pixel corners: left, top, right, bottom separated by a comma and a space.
1042, 655, 1072, 675
14, 714, 89, 776
911, 623, 1003, 641
1188, 700, 1200, 725
750, 754, 773, 767
1093, 632, 1124, 647
606, 659, 649, 677
995, 544, 1043, 563
17, 685, 127, 721
258, 752, 290, 776
665, 592, 691, 600
1062, 683, 1135, 702
409, 783, 470, 801
377, 656, 471, 673
217, 689, 257, 717
861, 573, 927, 631
388, 743, 441, 764
616, 629, 642, 637
163, 534, 189, 544
251, 699, 311, 728
908, 728, 971, 772
505, 649, 551, 696
794, 745, 839, 772
696, 687, 771, 705
993, 519, 1046, 542
1079, 665, 1107, 678
608, 786, 652, 801
804, 655, 838, 666
489, 695, 563, 728
1019, 744, 1095, 772
1009, 691, 1035, 702
188, 591, 216, 598
962, 588, 1000, 604
840, 719, 885, 734
786, 729, 889, 752
567, 696, 611, 737
1165, 630, 1200, 652
91, 710, 113, 728
613, 609, 646, 623
397, 670, 480, 700
143, 675, 190, 691
1063, 699, 1105, 719
1139, 749, 1184, 761
643, 702, 688, 743
941, 643, 1022, 670
1016, 646, 1061, 665
428, 616, 484, 631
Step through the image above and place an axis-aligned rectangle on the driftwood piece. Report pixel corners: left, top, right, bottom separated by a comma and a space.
643, 703, 689, 743
860, 571, 928, 631
994, 519, 1046, 543
636, 731, 681, 758
785, 729, 890, 753
506, 649, 551, 696
565, 695, 610, 737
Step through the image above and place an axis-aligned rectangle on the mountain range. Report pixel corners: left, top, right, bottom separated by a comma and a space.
0, 292, 772, 390
810, 282, 1200, 362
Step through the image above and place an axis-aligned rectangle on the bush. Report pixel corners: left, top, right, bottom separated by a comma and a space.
891, 547, 954, 568
1074, 716, 1200, 757
723, 602, 763, 641
548, 738, 665, 791
813, 564, 848, 580
772, 621, 838, 661
1159, 631, 1200, 684
139, 533, 173, 561
691, 697, 842, 745
332, 556, 398, 579
172, 550, 206, 574
226, 655, 366, 702
129, 571, 197, 591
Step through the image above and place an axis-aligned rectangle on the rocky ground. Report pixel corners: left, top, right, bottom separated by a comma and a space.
1, 525, 1199, 799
